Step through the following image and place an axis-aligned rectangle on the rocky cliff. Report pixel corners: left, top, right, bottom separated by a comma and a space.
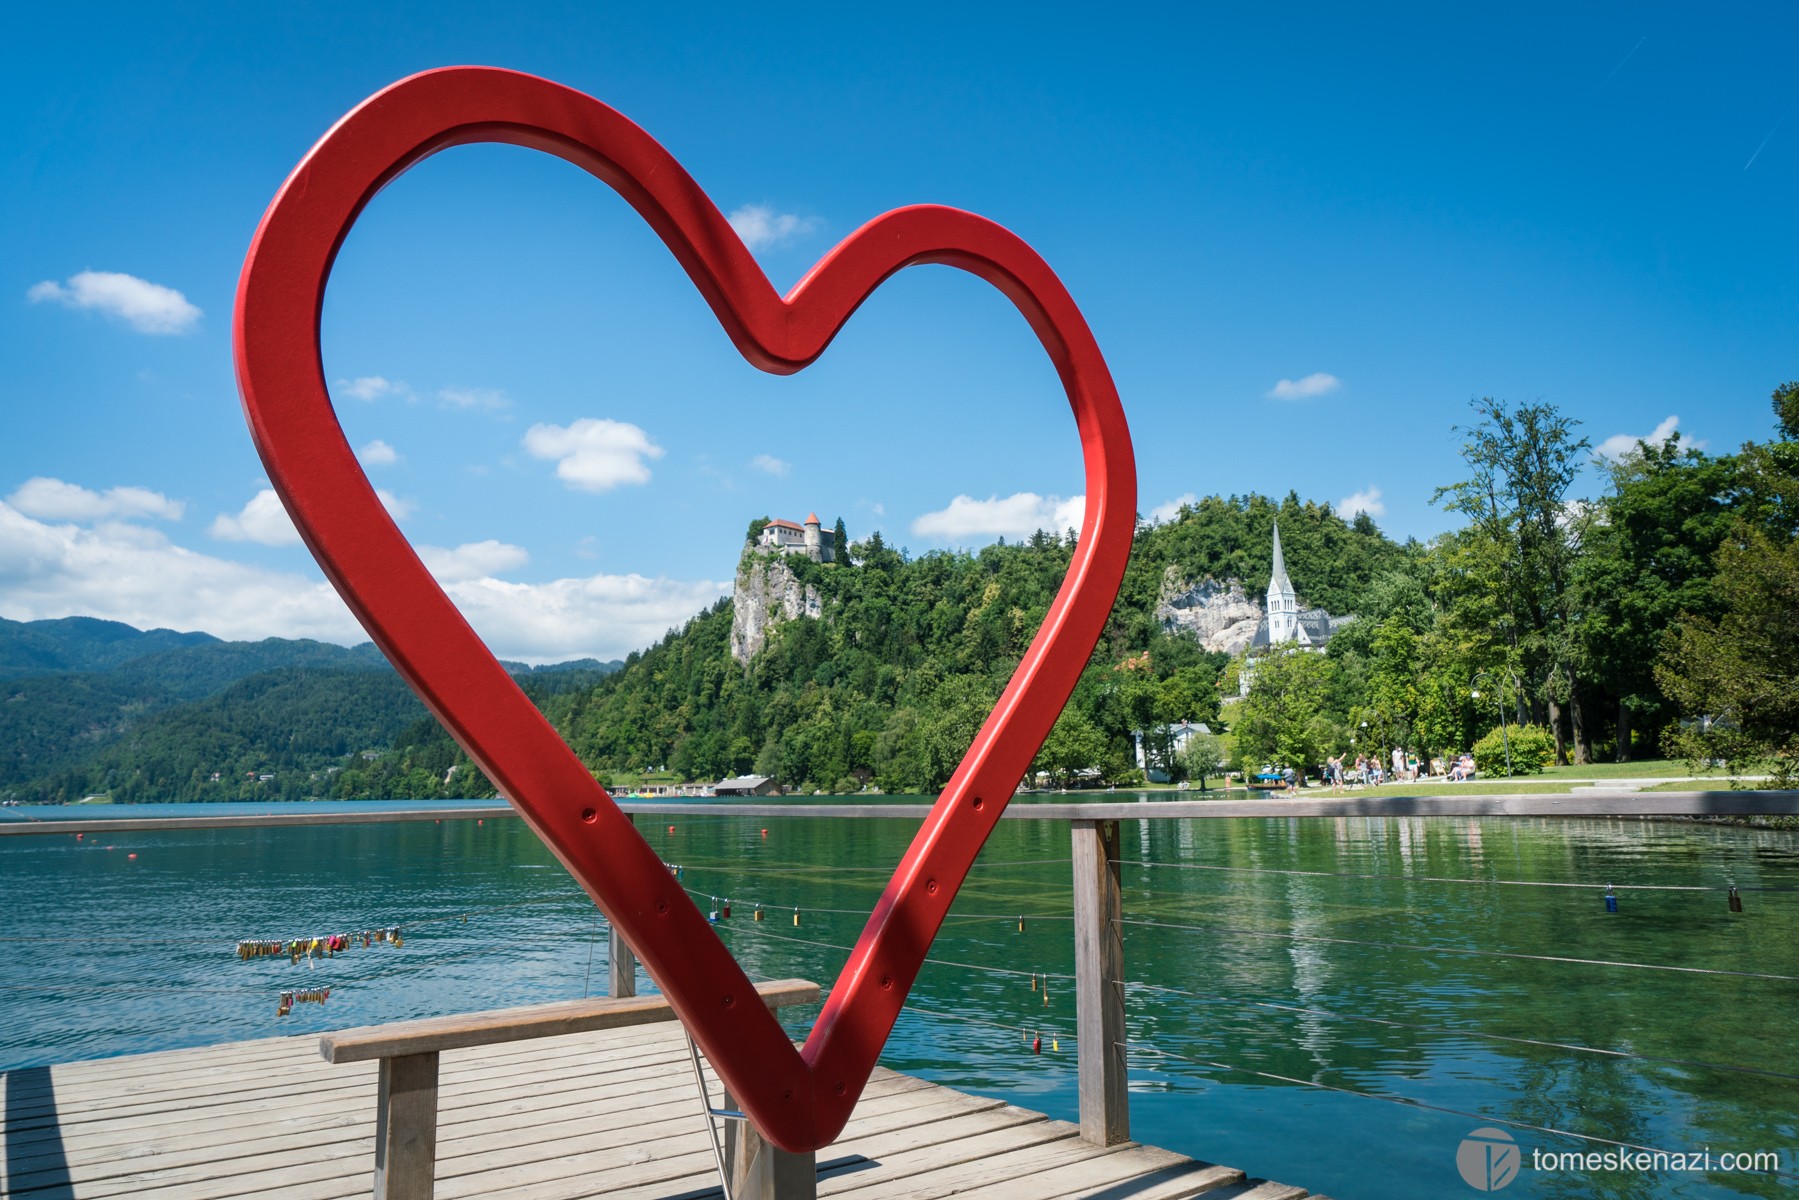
730, 551, 823, 664
1155, 567, 1263, 655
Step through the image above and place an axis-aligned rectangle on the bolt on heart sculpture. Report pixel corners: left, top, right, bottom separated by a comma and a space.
233, 66, 1135, 1152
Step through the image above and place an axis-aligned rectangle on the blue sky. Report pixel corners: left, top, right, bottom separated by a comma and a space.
4, 3, 1794, 661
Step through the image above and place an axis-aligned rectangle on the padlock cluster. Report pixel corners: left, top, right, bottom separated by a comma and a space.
236, 927, 404, 962
276, 987, 331, 1017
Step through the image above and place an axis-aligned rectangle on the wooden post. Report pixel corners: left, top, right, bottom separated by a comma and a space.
1071, 818, 1129, 1146
724, 1091, 818, 1200
609, 813, 639, 997
373, 1050, 439, 1200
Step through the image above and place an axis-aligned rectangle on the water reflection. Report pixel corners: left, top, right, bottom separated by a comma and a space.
1, 805, 1793, 1200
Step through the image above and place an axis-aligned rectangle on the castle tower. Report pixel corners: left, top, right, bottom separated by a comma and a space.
803, 512, 823, 563
1266, 521, 1302, 644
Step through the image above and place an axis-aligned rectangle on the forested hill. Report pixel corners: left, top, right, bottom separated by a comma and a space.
541, 492, 1410, 793
0, 615, 221, 680
2, 491, 1408, 802
0, 619, 618, 804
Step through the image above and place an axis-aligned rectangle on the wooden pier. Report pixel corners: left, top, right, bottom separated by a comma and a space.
1, 1017, 1309, 1200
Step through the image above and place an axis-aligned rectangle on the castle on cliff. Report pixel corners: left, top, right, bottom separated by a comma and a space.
758, 513, 834, 563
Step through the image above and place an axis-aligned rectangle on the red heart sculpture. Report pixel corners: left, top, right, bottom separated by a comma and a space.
233, 67, 1134, 1151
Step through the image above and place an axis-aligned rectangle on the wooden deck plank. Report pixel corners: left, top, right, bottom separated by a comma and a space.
1, 1028, 695, 1130
4, 1018, 700, 1111
14, 1064, 937, 1200
955, 1144, 1231, 1199
0, 1023, 1309, 1200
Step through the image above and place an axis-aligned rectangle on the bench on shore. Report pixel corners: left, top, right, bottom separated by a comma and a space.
320, 978, 821, 1200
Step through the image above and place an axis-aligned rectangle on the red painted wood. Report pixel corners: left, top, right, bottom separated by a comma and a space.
233, 66, 1135, 1151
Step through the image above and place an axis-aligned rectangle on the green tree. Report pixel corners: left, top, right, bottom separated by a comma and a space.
1571, 434, 1735, 759
1177, 732, 1226, 791
917, 675, 998, 788
833, 517, 848, 565
1656, 527, 1799, 785
1233, 646, 1336, 784
1033, 707, 1107, 787
1773, 380, 1799, 441
1434, 397, 1592, 762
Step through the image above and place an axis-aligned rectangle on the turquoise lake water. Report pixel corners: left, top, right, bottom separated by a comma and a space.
2, 800, 1795, 1199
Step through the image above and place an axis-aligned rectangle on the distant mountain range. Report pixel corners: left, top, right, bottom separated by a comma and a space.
0, 616, 619, 803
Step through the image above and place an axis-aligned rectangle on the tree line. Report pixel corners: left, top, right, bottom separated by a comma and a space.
1228, 383, 1799, 785
10, 382, 1792, 800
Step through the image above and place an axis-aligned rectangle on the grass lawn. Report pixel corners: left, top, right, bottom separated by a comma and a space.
1521, 758, 1728, 779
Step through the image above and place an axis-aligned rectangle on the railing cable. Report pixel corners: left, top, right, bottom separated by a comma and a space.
1115, 857, 1794, 893
1125, 1039, 1798, 1182
1117, 916, 1799, 982
1122, 980, 1799, 1084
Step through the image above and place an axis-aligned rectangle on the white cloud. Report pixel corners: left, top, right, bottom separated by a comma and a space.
436, 574, 729, 664
1266, 372, 1342, 401
209, 489, 301, 546
211, 487, 411, 546
912, 492, 1086, 542
750, 453, 792, 477
1336, 486, 1386, 519
438, 386, 509, 411
419, 540, 530, 583
1595, 415, 1701, 461
335, 376, 410, 403
6, 477, 184, 523
524, 419, 664, 492
1147, 493, 1197, 524
359, 439, 400, 466
0, 500, 358, 643
375, 489, 415, 519
0, 497, 724, 662
727, 204, 821, 251
27, 270, 201, 335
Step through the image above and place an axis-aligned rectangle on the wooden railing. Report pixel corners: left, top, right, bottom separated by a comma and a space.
319, 978, 821, 1200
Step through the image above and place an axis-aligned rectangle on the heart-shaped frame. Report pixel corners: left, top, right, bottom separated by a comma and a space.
234, 66, 1134, 1151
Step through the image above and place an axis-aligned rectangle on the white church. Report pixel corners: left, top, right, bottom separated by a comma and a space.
1249, 522, 1342, 648
1238, 522, 1349, 694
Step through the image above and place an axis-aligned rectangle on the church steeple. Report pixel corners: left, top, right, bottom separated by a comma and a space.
1269, 521, 1292, 597
1266, 521, 1302, 644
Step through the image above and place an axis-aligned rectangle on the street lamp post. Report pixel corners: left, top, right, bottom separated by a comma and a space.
1472, 672, 1512, 777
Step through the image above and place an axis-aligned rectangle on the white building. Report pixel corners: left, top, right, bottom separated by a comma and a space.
758, 513, 835, 563
1133, 721, 1213, 783
1239, 521, 1351, 695
1250, 522, 1342, 648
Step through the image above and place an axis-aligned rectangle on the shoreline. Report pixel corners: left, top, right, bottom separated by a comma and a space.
6, 790, 1799, 836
